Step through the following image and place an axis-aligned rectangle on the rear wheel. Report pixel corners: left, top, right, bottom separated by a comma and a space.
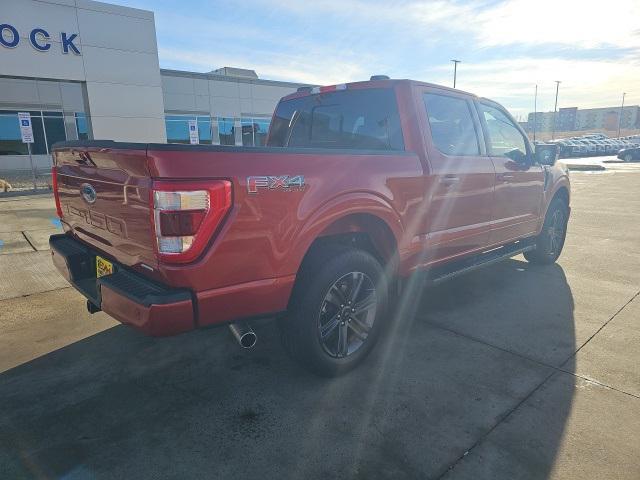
524, 199, 569, 265
280, 245, 389, 377
624, 153, 634, 162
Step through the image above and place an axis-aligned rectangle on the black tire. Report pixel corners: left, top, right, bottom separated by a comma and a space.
524, 198, 569, 265
280, 245, 389, 377
624, 153, 633, 162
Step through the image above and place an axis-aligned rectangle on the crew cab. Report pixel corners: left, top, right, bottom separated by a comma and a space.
50, 77, 570, 376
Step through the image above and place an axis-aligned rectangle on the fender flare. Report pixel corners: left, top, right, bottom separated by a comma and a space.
537, 177, 571, 233
288, 191, 404, 274
546, 178, 571, 211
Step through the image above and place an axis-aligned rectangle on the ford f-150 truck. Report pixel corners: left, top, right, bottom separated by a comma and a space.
50, 77, 570, 376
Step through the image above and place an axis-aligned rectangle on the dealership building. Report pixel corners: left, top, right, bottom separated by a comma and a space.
0, 0, 307, 171
524, 105, 640, 133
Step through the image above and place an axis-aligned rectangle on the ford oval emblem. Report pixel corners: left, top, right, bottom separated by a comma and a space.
80, 183, 97, 204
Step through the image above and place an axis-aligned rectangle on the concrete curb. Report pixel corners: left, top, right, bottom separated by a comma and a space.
566, 164, 606, 171
0, 189, 53, 200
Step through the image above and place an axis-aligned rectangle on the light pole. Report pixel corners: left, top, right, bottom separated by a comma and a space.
533, 84, 538, 143
451, 59, 461, 88
617, 92, 626, 138
551, 80, 561, 140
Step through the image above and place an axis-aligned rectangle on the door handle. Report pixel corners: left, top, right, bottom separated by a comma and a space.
497, 173, 515, 181
439, 175, 460, 186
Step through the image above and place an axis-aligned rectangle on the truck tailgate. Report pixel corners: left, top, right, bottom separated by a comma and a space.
54, 144, 158, 271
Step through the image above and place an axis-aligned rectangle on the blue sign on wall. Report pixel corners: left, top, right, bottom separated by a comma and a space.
0, 23, 81, 55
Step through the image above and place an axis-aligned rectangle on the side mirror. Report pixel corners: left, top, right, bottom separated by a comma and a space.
504, 148, 528, 164
535, 143, 558, 166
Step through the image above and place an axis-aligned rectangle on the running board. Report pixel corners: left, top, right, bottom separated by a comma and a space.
427, 239, 536, 285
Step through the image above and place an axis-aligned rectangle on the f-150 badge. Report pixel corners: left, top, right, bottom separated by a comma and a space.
247, 175, 305, 194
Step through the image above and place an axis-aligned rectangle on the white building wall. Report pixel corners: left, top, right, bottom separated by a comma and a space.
161, 70, 304, 145
0, 0, 166, 142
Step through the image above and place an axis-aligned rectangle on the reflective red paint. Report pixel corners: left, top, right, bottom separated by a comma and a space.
51, 79, 570, 336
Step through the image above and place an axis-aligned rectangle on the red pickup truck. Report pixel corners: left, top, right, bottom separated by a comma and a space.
50, 77, 570, 376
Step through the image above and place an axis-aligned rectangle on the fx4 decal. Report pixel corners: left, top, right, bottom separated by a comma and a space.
247, 175, 305, 194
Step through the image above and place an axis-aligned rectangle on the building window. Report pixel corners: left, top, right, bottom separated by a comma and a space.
240, 118, 270, 146
165, 115, 212, 144
218, 117, 236, 146
75, 113, 89, 140
241, 118, 254, 146
198, 117, 212, 144
0, 110, 73, 156
43, 112, 66, 152
0, 113, 28, 155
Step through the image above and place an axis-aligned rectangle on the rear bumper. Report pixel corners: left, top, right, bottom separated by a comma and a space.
50, 234, 195, 336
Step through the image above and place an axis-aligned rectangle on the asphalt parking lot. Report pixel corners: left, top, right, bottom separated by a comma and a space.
1, 160, 639, 479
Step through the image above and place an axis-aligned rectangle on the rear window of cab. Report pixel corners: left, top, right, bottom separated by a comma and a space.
267, 88, 404, 151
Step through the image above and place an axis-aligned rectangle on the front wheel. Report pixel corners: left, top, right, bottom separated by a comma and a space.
280, 245, 389, 377
624, 153, 634, 162
524, 199, 569, 265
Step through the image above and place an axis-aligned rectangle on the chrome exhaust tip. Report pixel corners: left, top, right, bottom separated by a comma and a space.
228, 322, 257, 349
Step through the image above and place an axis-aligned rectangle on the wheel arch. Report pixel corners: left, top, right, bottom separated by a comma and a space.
552, 185, 570, 207
536, 183, 570, 235
303, 212, 399, 269
543, 181, 570, 218
287, 193, 403, 301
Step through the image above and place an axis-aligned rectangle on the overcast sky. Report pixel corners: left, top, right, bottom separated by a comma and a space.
118, 0, 639, 119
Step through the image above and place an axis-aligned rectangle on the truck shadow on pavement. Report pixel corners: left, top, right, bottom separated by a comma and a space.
0, 259, 575, 480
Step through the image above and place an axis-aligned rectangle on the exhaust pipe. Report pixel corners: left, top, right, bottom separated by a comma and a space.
228, 322, 257, 349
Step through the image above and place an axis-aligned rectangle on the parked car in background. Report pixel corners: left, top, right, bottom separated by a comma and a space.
602, 139, 618, 154
584, 134, 606, 141
557, 140, 574, 158
574, 139, 593, 155
617, 146, 640, 162
612, 139, 627, 152
552, 133, 640, 158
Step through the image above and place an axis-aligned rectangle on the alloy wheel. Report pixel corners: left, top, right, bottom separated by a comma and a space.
546, 209, 566, 256
317, 272, 377, 358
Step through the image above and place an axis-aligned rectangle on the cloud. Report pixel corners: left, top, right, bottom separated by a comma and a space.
158, 47, 370, 85
139, 0, 640, 118
472, 0, 640, 49
430, 56, 640, 116
262, 0, 640, 51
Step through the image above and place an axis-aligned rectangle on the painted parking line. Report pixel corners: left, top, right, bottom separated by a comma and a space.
0, 233, 33, 254
50, 218, 62, 228
23, 229, 61, 251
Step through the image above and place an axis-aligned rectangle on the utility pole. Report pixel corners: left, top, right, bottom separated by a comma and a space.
617, 92, 626, 138
451, 59, 461, 88
533, 84, 538, 143
551, 80, 561, 140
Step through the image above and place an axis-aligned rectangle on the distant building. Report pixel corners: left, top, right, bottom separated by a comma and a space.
557, 107, 578, 131
522, 105, 640, 133
0, 0, 308, 172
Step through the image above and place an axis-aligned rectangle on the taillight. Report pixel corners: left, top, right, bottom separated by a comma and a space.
51, 167, 63, 218
151, 180, 232, 264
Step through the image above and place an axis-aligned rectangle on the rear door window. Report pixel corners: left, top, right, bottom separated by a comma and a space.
268, 88, 404, 150
423, 93, 481, 156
